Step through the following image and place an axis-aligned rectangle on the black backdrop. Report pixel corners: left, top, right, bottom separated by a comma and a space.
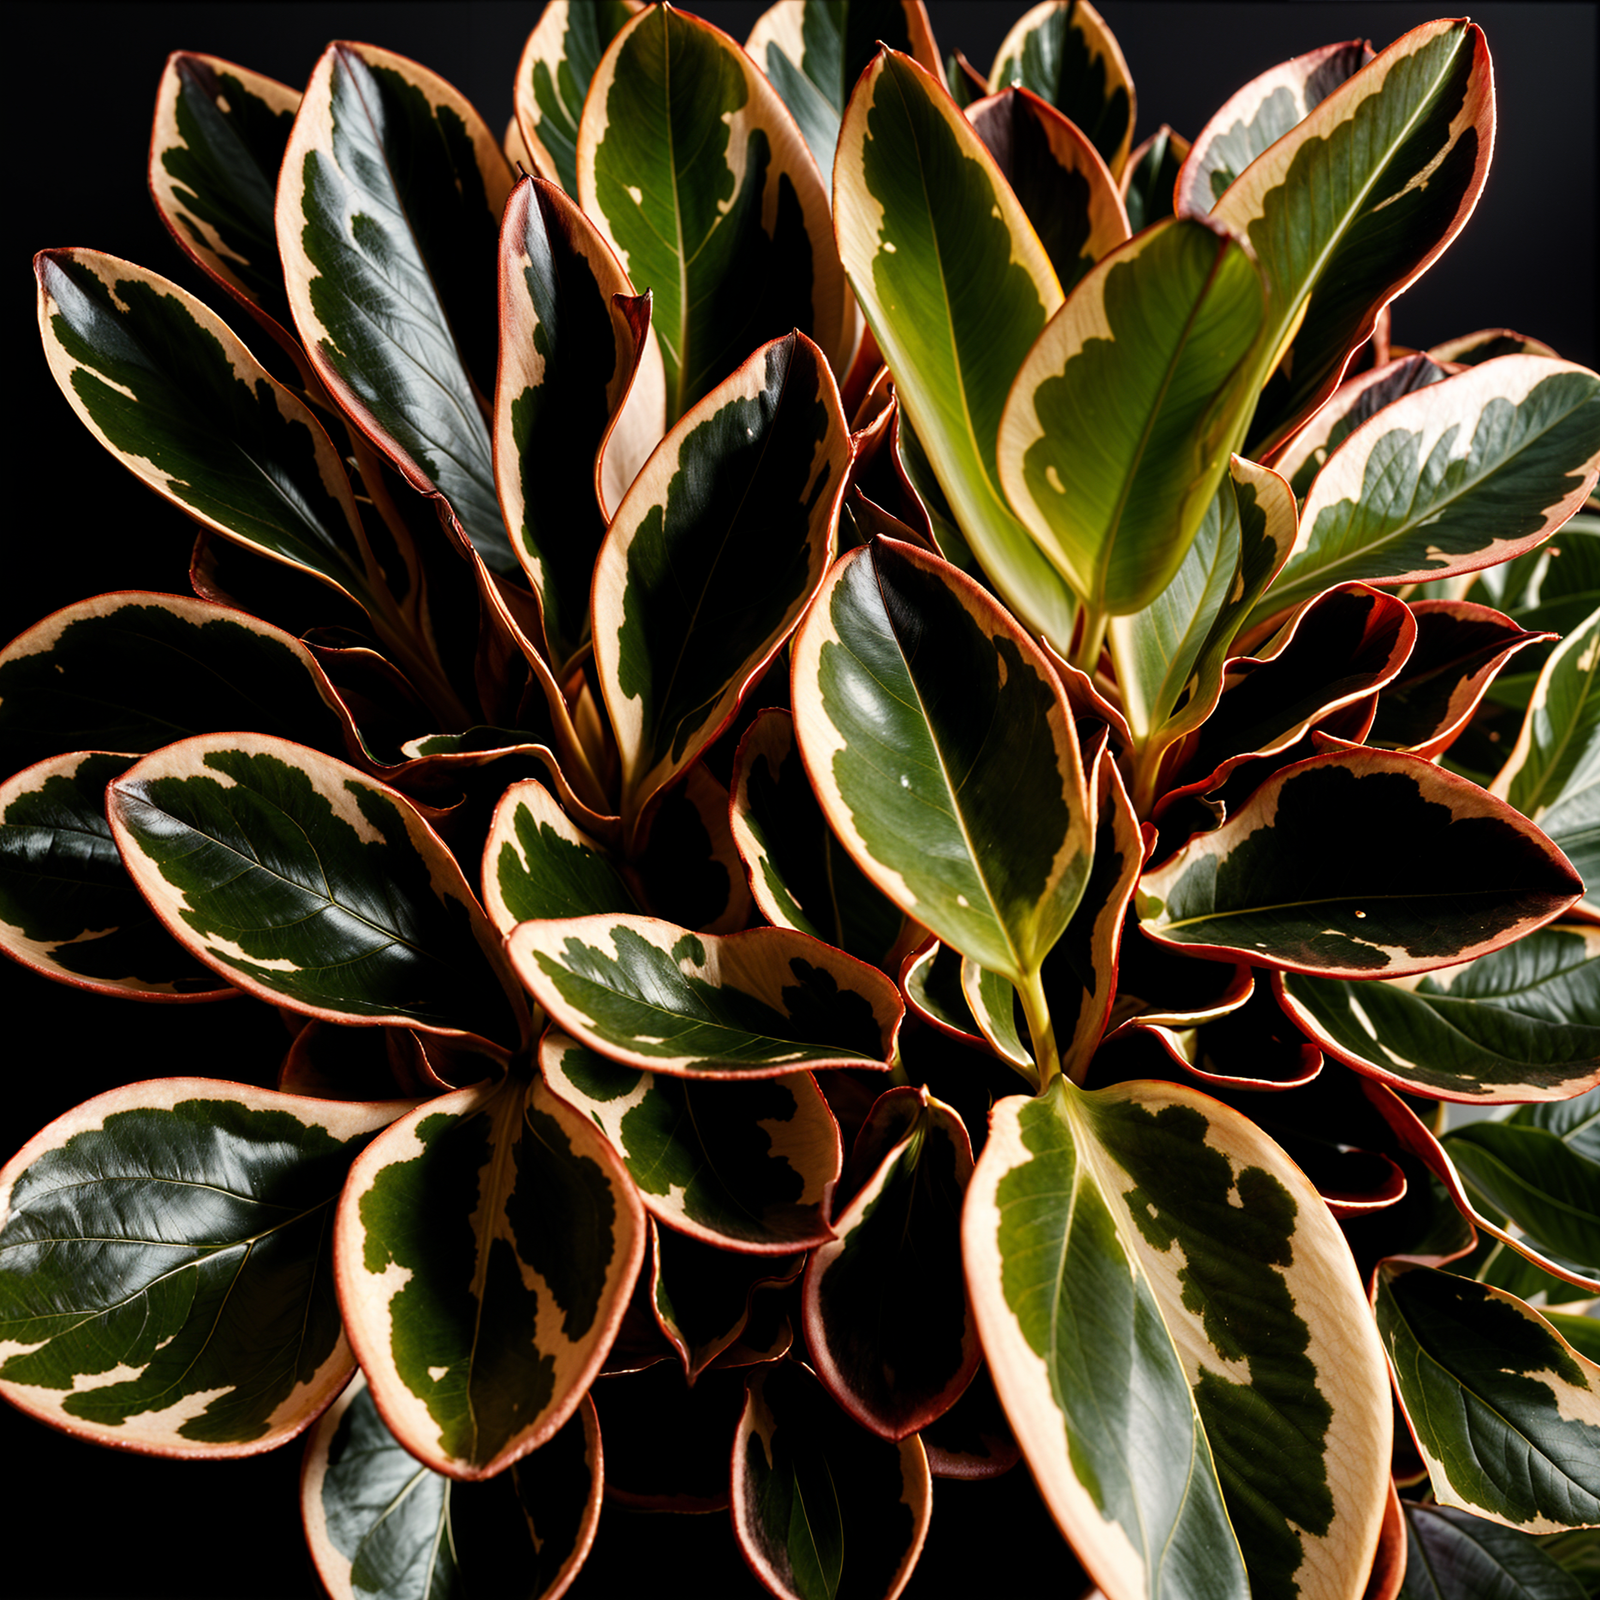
8, 4, 1596, 1596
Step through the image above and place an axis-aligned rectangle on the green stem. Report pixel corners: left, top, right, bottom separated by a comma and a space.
1070, 605, 1110, 679
1017, 968, 1062, 1089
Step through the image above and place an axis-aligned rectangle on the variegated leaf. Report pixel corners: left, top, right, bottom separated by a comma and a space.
0, 752, 229, 999
1492, 604, 1600, 913
986, 0, 1134, 178
302, 1375, 602, 1600
0, 591, 354, 787
1139, 752, 1583, 977
277, 41, 516, 571
1120, 124, 1188, 233
962, 959, 1033, 1074
1279, 926, 1600, 1103
998, 215, 1266, 617
336, 1071, 645, 1479
833, 45, 1078, 650
791, 538, 1091, 1073
1255, 360, 1600, 626
900, 938, 985, 1046
964, 1074, 1392, 1600
803, 1086, 978, 1438
148, 53, 301, 342
107, 733, 523, 1044
507, 915, 901, 1078
1175, 40, 1373, 216
593, 332, 848, 843
0, 1079, 404, 1455
541, 1029, 839, 1252
1207, 20, 1494, 451
745, 0, 941, 176
729, 708, 910, 968
1377, 1265, 1600, 1532
482, 778, 637, 939
513, 0, 642, 193
629, 760, 752, 936
577, 4, 847, 423
965, 86, 1130, 295
495, 174, 664, 674
733, 1359, 932, 1600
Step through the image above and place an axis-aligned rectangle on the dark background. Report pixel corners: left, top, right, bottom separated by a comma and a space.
8, 4, 1596, 1596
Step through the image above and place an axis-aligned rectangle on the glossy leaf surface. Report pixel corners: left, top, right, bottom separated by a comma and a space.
0, 1080, 401, 1455
1401, 1502, 1586, 1600
108, 734, 521, 1043
508, 915, 901, 1078
337, 1072, 644, 1479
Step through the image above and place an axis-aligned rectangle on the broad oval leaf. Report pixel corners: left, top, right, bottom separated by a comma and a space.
513, 0, 642, 193
733, 1358, 932, 1600
0, 591, 355, 793
107, 733, 523, 1044
1139, 751, 1583, 977
336, 1071, 645, 1479
302, 1374, 602, 1600
34, 251, 388, 616
148, 53, 301, 340
0, 752, 231, 999
1278, 925, 1600, 1103
803, 1086, 979, 1439
998, 214, 1265, 616
578, 3, 848, 423
964, 1074, 1392, 1600
1376, 1265, 1600, 1533
986, 0, 1134, 178
833, 45, 1078, 650
0, 1079, 404, 1455
277, 40, 516, 571
506, 914, 901, 1078
593, 331, 849, 841
542, 1029, 839, 1252
1256, 360, 1600, 625
1208, 20, 1494, 451
791, 538, 1092, 1026
495, 174, 664, 674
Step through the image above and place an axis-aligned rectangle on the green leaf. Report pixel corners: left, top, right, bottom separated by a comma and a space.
964, 1074, 1392, 1599
541, 1029, 839, 1252
1176, 39, 1372, 217
1208, 20, 1494, 451
506, 915, 902, 1078
1139, 751, 1583, 977
0, 752, 229, 999
577, 3, 847, 424
302, 1376, 602, 1600
277, 41, 516, 571
1493, 605, 1600, 912
593, 332, 849, 842
336, 1072, 645, 1479
745, 0, 941, 176
961, 959, 1033, 1074
999, 215, 1265, 616
512, 0, 641, 193
728, 708, 910, 969
1279, 925, 1600, 1102
833, 45, 1078, 651
495, 174, 664, 674
965, 86, 1130, 296
1256, 360, 1600, 625
802, 1087, 978, 1439
0, 591, 354, 791
107, 733, 523, 1043
1119, 125, 1188, 234
1401, 1502, 1587, 1600
733, 1359, 932, 1600
148, 53, 300, 336
0, 1080, 401, 1454
1377, 1265, 1600, 1532
1443, 1119, 1600, 1272
987, 0, 1135, 177
34, 251, 393, 617
791, 539, 1092, 1041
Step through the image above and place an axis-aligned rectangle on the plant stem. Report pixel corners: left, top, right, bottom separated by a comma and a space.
1018, 969, 1062, 1088
1071, 605, 1110, 679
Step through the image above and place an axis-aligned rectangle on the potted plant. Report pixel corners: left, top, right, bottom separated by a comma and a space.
4, 3, 1598, 1596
